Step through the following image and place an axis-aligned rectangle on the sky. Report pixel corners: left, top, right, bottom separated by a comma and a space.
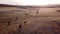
0, 0, 60, 5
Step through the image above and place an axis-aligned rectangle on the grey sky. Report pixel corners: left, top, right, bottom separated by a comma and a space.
0, 0, 60, 5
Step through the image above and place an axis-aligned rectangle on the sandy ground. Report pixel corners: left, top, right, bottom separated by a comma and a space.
0, 7, 60, 34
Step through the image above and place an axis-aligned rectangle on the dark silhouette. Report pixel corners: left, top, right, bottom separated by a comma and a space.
8, 21, 10, 25
24, 21, 27, 25
15, 17, 18, 21
51, 20, 56, 22
36, 11, 38, 14
56, 10, 60, 12
19, 24, 22, 29
25, 12, 27, 16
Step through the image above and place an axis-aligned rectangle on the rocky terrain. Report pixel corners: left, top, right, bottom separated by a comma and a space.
0, 4, 60, 34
